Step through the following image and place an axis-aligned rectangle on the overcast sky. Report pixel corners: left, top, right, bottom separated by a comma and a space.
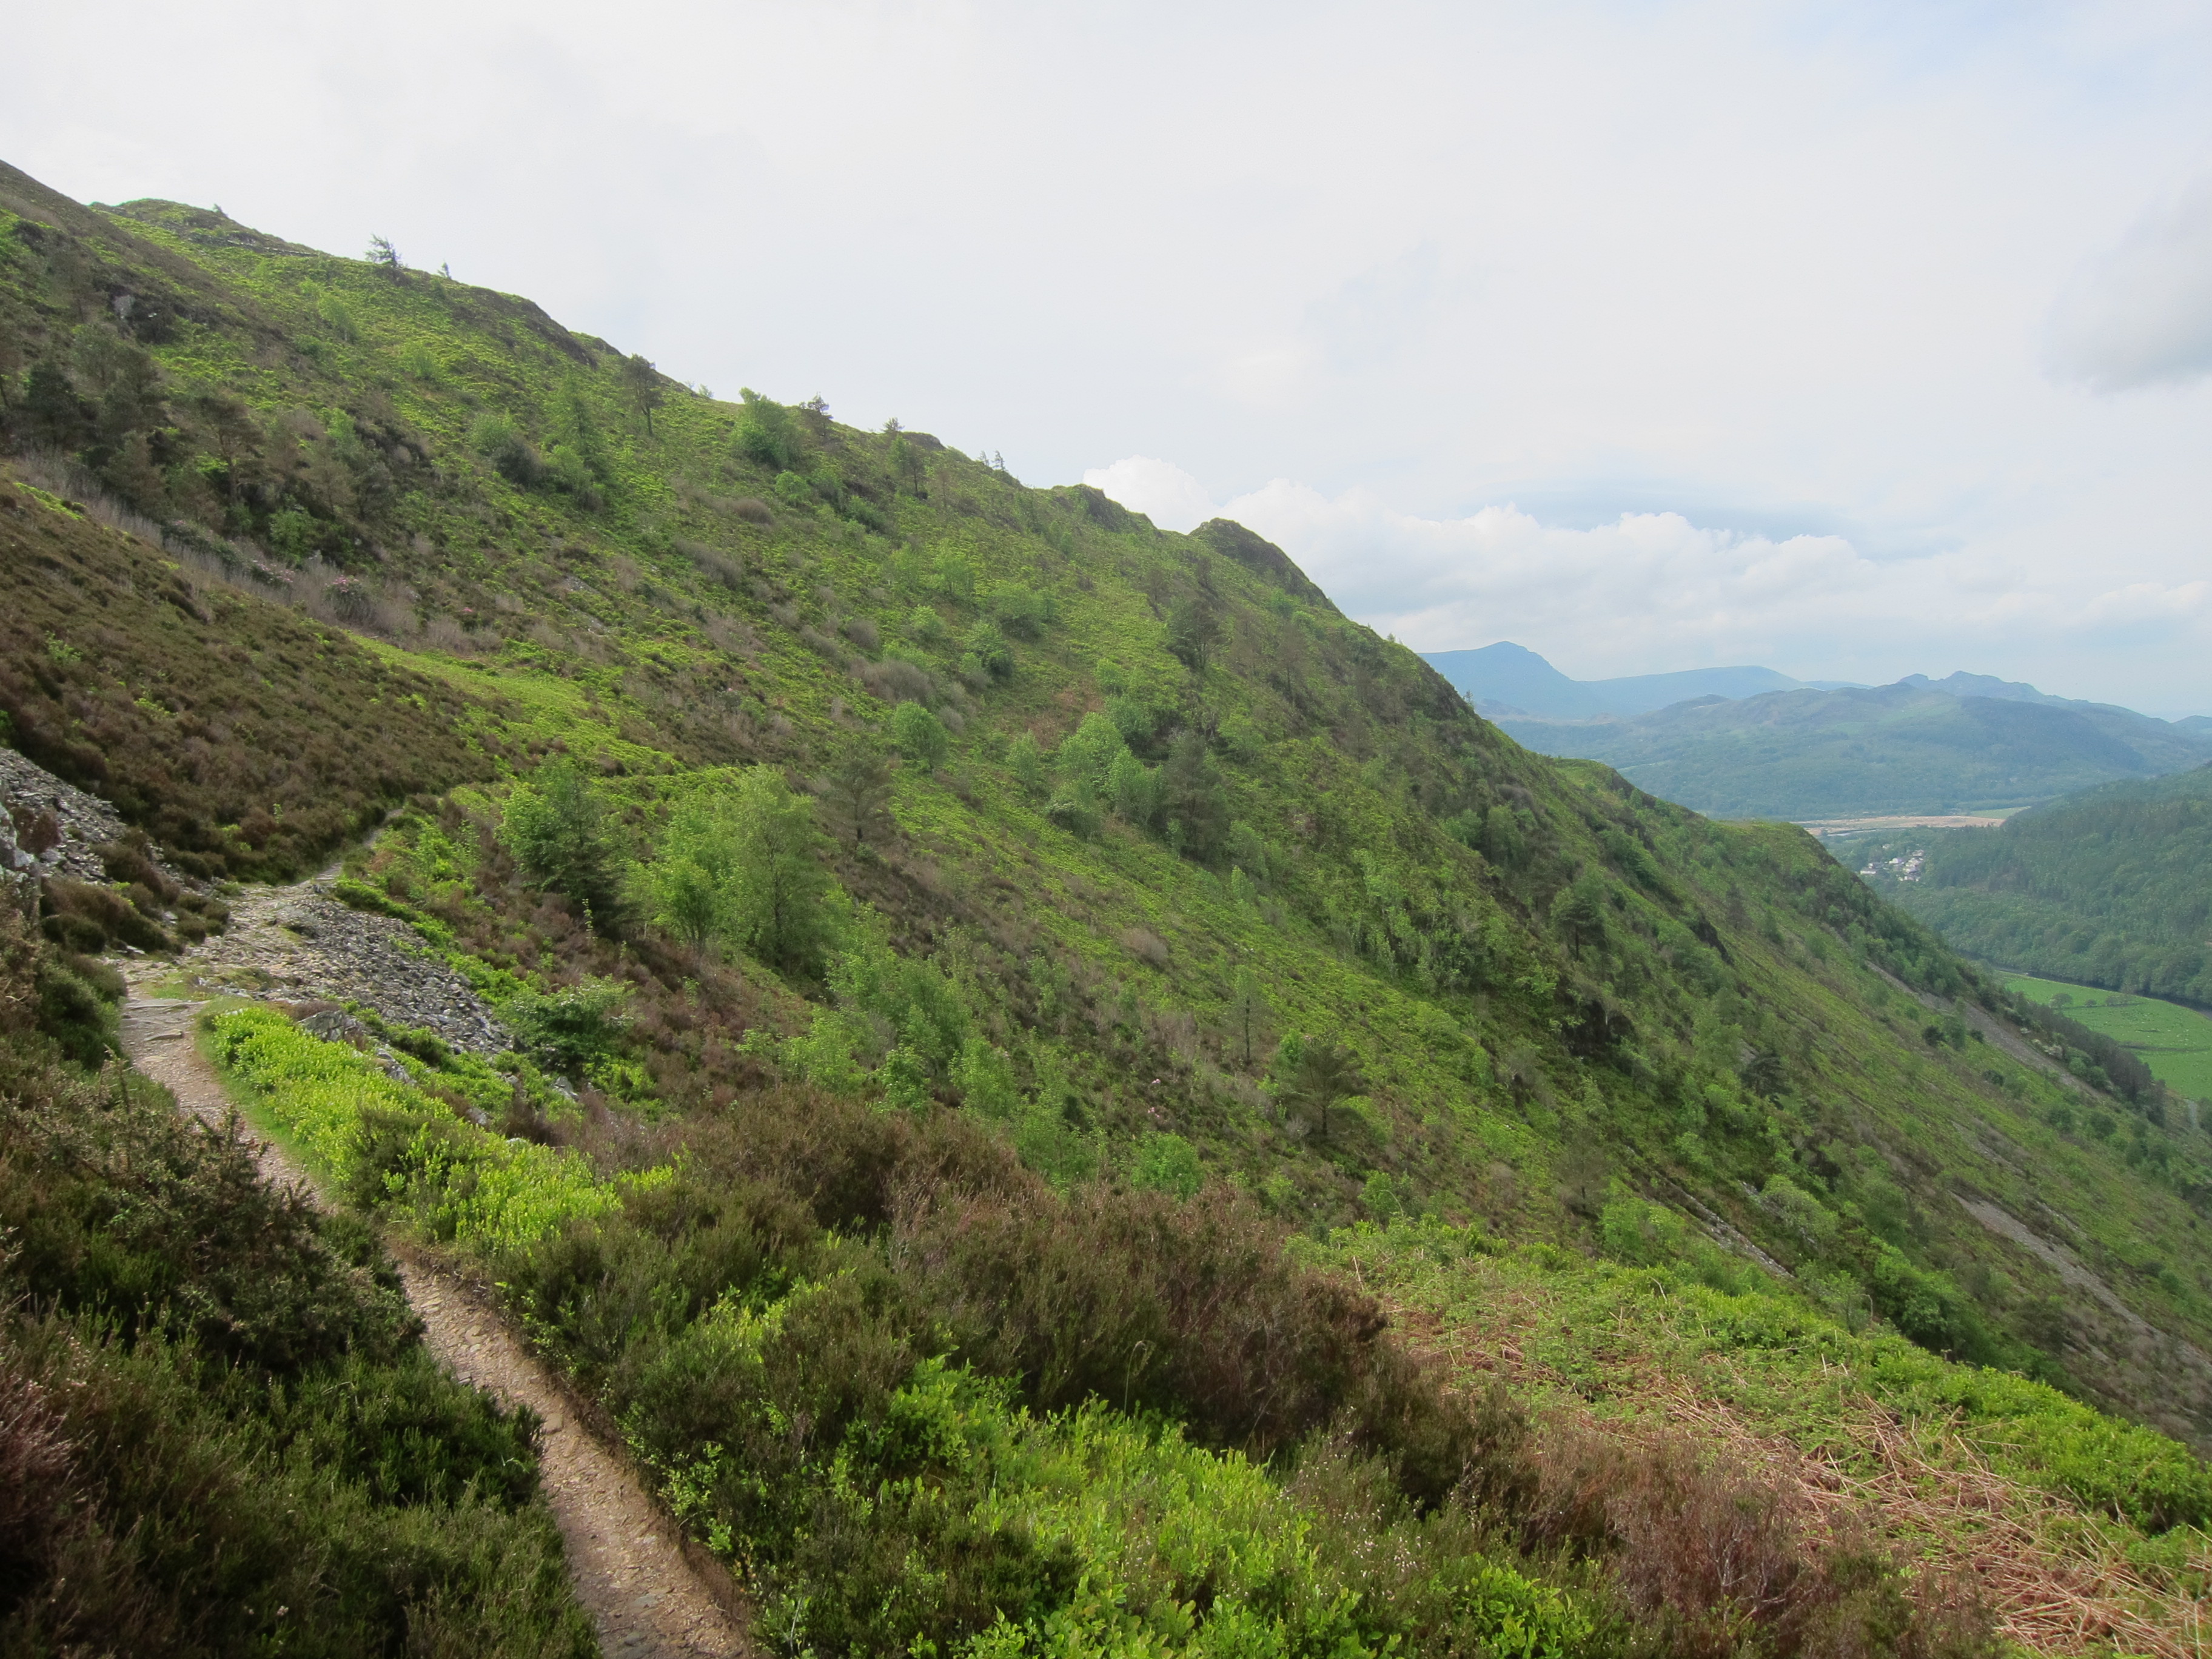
10, 2, 2212, 711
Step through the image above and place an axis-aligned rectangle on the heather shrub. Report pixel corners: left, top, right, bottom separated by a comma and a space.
0, 494, 482, 878
0, 969, 589, 1655
1526, 1423, 1996, 1659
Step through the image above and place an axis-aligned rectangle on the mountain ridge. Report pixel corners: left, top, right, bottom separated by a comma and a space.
1421, 640, 1847, 719
1492, 679, 2212, 820
6, 158, 2212, 1654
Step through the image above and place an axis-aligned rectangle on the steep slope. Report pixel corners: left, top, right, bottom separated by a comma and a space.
6, 160, 2212, 1651
1859, 764, 2212, 1006
1501, 682, 2212, 819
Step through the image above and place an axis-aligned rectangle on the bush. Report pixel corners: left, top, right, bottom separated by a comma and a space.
859, 655, 934, 706
503, 977, 633, 1073
1131, 1130, 1202, 1198
988, 586, 1048, 640
891, 703, 951, 772
1044, 782, 1102, 840
1007, 731, 1047, 794
209, 1005, 625, 1253
734, 389, 800, 469
1107, 748, 1161, 826
469, 411, 546, 487
967, 618, 1014, 680
1056, 711, 1127, 790
0, 999, 592, 1657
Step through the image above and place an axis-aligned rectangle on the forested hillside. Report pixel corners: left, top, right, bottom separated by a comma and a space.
6, 158, 2212, 1654
1861, 765, 2212, 1006
1499, 681, 2212, 819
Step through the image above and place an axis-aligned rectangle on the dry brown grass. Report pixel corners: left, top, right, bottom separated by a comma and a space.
1373, 1276, 2212, 1658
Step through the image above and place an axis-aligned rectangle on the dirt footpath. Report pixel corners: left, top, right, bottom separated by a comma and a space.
119, 997, 751, 1659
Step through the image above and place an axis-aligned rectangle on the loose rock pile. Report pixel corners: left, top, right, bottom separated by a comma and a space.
174, 883, 513, 1054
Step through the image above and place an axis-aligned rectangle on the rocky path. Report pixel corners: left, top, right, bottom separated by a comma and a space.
119, 996, 752, 1659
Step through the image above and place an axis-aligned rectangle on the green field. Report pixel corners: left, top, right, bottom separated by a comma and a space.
2005, 971, 2212, 1104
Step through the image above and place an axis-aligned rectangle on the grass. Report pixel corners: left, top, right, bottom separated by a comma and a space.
1322, 1219, 2212, 1657
5, 161, 2211, 1652
2003, 973, 2212, 1105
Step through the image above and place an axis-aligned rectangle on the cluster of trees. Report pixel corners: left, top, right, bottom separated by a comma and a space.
468, 392, 611, 509
1024, 709, 1230, 860
732, 389, 897, 533
504, 756, 839, 976
1871, 767, 2212, 1006
1, 307, 435, 563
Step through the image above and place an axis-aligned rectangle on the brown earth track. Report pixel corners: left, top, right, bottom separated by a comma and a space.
118, 995, 752, 1659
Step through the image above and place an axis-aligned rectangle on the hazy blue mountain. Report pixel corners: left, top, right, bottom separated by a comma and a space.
1420, 641, 1846, 719
1493, 680, 2212, 820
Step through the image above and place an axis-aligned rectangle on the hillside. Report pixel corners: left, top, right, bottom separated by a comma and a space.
2001, 974, 2212, 1107
6, 158, 2212, 1652
1422, 640, 1828, 719
1500, 680, 2212, 819
1859, 765, 2212, 1007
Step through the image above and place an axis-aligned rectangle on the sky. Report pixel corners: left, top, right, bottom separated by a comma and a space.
8, 2, 2212, 711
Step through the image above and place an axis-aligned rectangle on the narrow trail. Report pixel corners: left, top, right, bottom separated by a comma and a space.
119, 995, 752, 1659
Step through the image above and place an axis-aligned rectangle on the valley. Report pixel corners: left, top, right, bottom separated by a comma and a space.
2000, 975, 2212, 1110
4, 157, 2212, 1655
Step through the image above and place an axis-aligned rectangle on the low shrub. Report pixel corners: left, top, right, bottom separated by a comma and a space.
0, 962, 591, 1656
0, 493, 485, 878
208, 1005, 629, 1253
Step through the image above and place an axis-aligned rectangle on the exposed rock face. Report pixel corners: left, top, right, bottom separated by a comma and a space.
0, 744, 132, 886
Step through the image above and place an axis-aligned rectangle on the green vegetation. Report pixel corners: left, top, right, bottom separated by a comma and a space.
1501, 685, 2212, 820
0, 472, 492, 880
0, 915, 589, 1655
1862, 765, 2212, 1005
212, 988, 1994, 1659
2003, 973, 2212, 1106
5, 156, 2212, 1651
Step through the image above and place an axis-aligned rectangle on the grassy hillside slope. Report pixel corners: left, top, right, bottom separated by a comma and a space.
1859, 766, 2212, 1007
6, 158, 2212, 1651
1500, 684, 2212, 819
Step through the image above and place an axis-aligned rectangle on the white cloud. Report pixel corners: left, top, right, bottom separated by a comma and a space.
5, 1, 2212, 706
1079, 457, 1218, 533
2047, 174, 2212, 390
1087, 458, 2212, 703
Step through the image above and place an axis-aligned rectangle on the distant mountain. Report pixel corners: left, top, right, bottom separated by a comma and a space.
1492, 680, 2212, 820
1860, 763, 2212, 1006
1419, 641, 1852, 719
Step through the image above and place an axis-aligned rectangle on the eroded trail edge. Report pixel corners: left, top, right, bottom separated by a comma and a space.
119, 997, 751, 1659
